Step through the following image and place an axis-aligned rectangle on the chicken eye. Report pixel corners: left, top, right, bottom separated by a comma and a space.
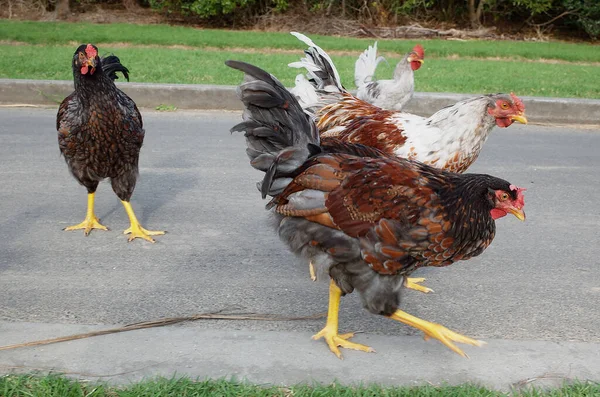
500, 102, 509, 110
500, 193, 509, 200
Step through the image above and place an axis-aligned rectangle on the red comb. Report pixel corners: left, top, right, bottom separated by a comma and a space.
412, 44, 424, 59
509, 185, 526, 207
510, 92, 525, 113
85, 44, 97, 59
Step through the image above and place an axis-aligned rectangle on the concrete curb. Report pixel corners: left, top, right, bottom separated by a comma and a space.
1, 321, 599, 391
0, 79, 598, 124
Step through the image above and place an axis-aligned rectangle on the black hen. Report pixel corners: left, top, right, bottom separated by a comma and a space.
226, 60, 526, 358
57, 44, 164, 242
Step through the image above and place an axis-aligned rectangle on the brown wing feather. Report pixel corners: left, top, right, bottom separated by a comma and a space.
276, 153, 494, 276
317, 93, 406, 155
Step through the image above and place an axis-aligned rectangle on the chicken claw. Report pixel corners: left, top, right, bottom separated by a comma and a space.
388, 309, 485, 357
404, 277, 434, 293
121, 200, 165, 243
315, 280, 375, 359
123, 224, 165, 243
64, 216, 108, 236
64, 192, 108, 236
313, 328, 374, 359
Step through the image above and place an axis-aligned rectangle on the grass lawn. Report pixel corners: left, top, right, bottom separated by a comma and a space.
0, 20, 599, 99
1, 375, 599, 397
2, 20, 600, 62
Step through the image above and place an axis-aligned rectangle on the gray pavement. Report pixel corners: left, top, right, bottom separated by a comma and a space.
0, 108, 599, 389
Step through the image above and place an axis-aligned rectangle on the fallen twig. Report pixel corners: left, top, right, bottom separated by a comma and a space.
0, 309, 325, 351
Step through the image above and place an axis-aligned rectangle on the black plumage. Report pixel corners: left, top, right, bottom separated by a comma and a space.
101, 54, 130, 81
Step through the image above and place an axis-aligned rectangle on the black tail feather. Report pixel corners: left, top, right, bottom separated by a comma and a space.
101, 55, 130, 82
226, 60, 320, 200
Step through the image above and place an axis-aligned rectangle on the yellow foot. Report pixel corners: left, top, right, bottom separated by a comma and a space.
389, 310, 485, 357
123, 224, 165, 243
309, 261, 317, 282
404, 277, 434, 293
419, 323, 486, 358
64, 216, 108, 236
312, 327, 375, 359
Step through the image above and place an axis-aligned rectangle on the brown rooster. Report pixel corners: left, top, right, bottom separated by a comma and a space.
226, 60, 526, 358
57, 44, 165, 242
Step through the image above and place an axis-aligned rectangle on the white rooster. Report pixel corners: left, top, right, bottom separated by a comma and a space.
354, 41, 424, 111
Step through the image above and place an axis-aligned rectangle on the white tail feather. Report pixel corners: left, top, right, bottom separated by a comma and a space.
354, 41, 386, 88
288, 31, 343, 92
289, 74, 320, 115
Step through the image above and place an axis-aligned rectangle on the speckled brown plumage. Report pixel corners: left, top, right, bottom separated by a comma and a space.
57, 44, 165, 242
57, 44, 144, 201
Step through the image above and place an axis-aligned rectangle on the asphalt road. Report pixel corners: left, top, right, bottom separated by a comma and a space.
0, 108, 599, 387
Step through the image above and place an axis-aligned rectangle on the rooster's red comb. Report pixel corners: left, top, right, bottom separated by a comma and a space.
85, 44, 97, 59
412, 44, 424, 59
509, 184, 526, 207
510, 92, 525, 113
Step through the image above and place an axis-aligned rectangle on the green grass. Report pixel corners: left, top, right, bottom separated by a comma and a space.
1, 20, 600, 62
1, 44, 598, 99
0, 20, 599, 98
0, 375, 598, 397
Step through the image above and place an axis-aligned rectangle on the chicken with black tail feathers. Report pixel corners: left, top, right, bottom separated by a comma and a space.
226, 59, 526, 359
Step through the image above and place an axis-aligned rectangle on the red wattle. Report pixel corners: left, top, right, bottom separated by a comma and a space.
490, 208, 507, 220
495, 118, 513, 128
410, 61, 422, 71
81, 65, 88, 75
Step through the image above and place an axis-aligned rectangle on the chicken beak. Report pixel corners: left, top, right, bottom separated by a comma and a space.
86, 58, 97, 74
511, 114, 528, 124
408, 56, 424, 64
508, 207, 526, 221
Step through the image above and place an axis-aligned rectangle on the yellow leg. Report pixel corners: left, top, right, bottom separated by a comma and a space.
404, 277, 434, 293
309, 260, 317, 282
121, 200, 165, 243
312, 280, 375, 359
388, 310, 486, 358
64, 192, 108, 236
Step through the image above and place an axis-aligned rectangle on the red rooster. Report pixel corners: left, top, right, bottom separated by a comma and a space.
354, 42, 425, 111
57, 44, 165, 242
226, 60, 526, 359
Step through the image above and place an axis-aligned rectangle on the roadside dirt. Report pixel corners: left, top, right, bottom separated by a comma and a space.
2, 4, 594, 44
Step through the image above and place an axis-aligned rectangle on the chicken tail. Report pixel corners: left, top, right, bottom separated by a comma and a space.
226, 60, 320, 200
354, 41, 386, 88
288, 32, 347, 115
101, 55, 130, 82
288, 32, 345, 93
288, 74, 321, 116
